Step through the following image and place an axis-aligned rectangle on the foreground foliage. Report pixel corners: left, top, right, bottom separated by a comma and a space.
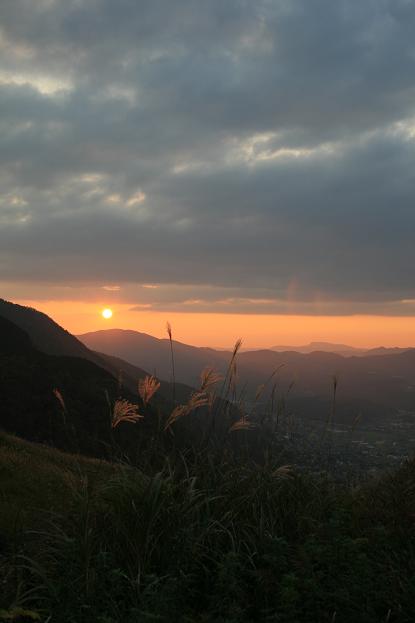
1, 432, 415, 623
2, 321, 415, 621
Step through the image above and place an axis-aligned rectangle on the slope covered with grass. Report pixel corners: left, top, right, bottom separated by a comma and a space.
2, 428, 415, 622
0, 315, 121, 455
0, 431, 123, 538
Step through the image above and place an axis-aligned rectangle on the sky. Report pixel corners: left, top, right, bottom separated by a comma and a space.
1, 0, 415, 347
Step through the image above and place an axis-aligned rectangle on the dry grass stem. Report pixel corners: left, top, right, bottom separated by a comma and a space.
138, 375, 161, 406
166, 321, 176, 402
255, 364, 285, 403
53, 388, 66, 412
164, 391, 209, 431
229, 416, 255, 433
231, 338, 243, 361
112, 399, 143, 428
200, 367, 223, 392
272, 464, 294, 480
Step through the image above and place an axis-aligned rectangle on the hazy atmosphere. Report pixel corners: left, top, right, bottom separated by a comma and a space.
3, 2, 415, 621
2, 0, 415, 344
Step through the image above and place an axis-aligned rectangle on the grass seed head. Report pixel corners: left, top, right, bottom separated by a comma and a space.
53, 388, 66, 412
229, 416, 255, 433
112, 399, 143, 428
138, 375, 161, 406
200, 367, 223, 392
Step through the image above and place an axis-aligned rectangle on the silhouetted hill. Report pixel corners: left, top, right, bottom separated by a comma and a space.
0, 304, 201, 459
0, 298, 96, 359
0, 315, 120, 455
4, 299, 415, 432
0, 299, 192, 399
236, 348, 415, 419
79, 328, 415, 424
96, 350, 194, 404
0, 314, 33, 354
79, 328, 230, 388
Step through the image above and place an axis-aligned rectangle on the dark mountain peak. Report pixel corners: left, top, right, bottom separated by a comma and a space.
79, 327, 224, 355
0, 299, 194, 401
79, 327, 232, 387
0, 315, 33, 354
0, 298, 91, 359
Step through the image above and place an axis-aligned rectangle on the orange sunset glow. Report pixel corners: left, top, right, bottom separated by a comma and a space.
12, 298, 415, 349
3, 2, 415, 617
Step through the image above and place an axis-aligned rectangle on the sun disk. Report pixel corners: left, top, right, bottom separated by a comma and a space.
102, 308, 113, 319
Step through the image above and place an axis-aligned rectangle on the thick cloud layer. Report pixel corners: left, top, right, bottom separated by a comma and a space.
1, 0, 415, 314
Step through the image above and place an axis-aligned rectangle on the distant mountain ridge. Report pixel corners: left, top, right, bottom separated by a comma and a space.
0, 302, 206, 459
78, 328, 231, 389
271, 341, 362, 354
3, 299, 415, 430
270, 341, 412, 357
79, 327, 415, 424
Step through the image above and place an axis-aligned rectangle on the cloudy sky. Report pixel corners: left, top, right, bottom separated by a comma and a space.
1, 0, 415, 344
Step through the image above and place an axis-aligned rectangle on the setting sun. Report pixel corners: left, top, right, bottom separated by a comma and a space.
101, 308, 113, 319
2, 2, 415, 616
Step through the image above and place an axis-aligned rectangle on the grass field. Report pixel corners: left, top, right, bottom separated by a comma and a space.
1, 429, 415, 622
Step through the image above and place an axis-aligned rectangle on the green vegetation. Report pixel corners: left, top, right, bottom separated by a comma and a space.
1, 430, 415, 622
0, 431, 124, 539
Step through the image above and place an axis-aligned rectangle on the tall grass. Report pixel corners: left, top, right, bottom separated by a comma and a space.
2, 333, 415, 622
3, 444, 415, 622
166, 321, 176, 404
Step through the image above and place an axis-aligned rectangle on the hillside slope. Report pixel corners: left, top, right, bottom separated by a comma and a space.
0, 298, 97, 360
0, 299, 192, 399
79, 327, 229, 388
0, 430, 126, 537
0, 315, 124, 455
2, 427, 415, 622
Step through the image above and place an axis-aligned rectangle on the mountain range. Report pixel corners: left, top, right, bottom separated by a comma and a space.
0, 299, 194, 454
0, 299, 191, 402
0, 312, 119, 454
2, 298, 415, 441
269, 341, 412, 357
79, 327, 415, 424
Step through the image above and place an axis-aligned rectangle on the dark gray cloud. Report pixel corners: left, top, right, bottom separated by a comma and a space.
0, 0, 414, 314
